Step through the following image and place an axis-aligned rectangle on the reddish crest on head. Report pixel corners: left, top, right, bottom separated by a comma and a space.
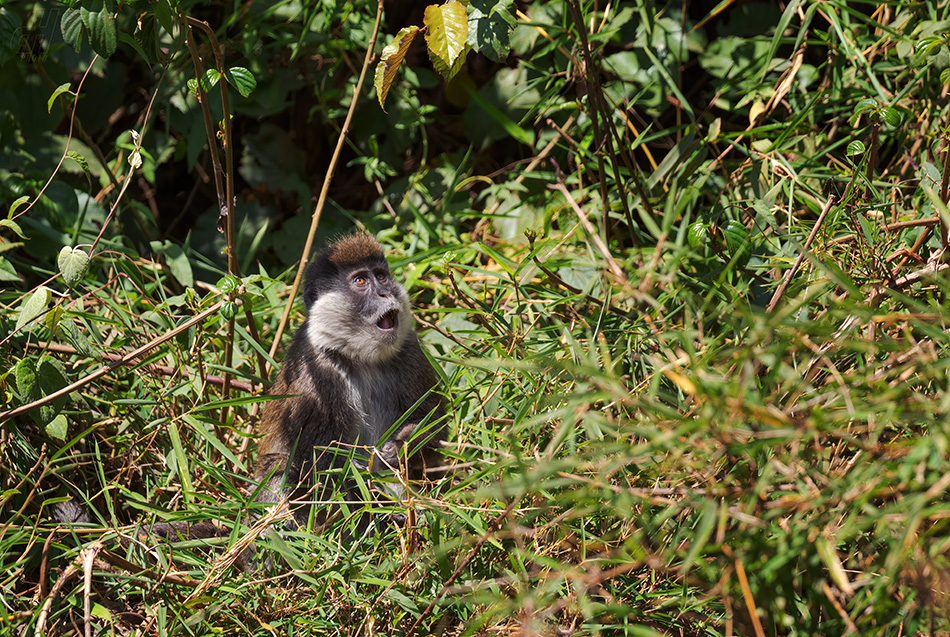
326, 233, 384, 268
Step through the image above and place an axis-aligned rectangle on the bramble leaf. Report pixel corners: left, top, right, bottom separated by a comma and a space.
375, 26, 420, 111
425, 1, 469, 82
226, 67, 257, 97
81, 1, 117, 58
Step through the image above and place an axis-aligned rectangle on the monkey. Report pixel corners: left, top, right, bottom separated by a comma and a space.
51, 233, 443, 551
253, 232, 446, 527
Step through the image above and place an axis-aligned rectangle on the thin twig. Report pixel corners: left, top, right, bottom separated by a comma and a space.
0, 302, 223, 424
267, 0, 385, 371
24, 341, 254, 393
410, 499, 517, 633
766, 195, 836, 313
548, 176, 629, 286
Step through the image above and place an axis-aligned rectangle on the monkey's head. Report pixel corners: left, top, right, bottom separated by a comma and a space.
303, 233, 412, 364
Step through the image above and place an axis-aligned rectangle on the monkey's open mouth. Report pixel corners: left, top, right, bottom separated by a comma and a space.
377, 310, 399, 331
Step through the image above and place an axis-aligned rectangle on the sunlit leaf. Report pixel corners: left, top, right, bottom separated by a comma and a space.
16, 286, 51, 331
375, 26, 420, 110
58, 246, 90, 288
225, 66, 257, 97
424, 1, 469, 82
47, 83, 71, 113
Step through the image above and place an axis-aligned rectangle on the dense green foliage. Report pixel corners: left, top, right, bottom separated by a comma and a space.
4, 0, 950, 635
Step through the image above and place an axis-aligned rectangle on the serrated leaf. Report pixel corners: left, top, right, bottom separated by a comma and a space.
916, 36, 945, 55
81, 2, 117, 58
14, 358, 37, 402
722, 219, 752, 266
66, 151, 90, 176
36, 356, 69, 425
48, 83, 72, 113
61, 8, 84, 52
217, 274, 239, 294
225, 67, 256, 97
0, 218, 26, 239
881, 106, 902, 128
375, 26, 420, 110
424, 1, 469, 82
8, 195, 30, 217
204, 68, 221, 89
16, 287, 52, 332
46, 414, 69, 441
133, 14, 162, 65
58, 246, 89, 288
468, 0, 515, 63
63, 319, 100, 360
687, 221, 710, 249
846, 140, 866, 156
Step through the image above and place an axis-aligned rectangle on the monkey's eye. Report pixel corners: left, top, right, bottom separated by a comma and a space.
353, 275, 368, 286
375, 273, 387, 283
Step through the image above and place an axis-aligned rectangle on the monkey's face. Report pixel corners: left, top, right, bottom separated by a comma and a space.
305, 262, 411, 364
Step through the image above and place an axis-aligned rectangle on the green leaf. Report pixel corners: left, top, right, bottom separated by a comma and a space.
48, 83, 72, 113
81, 2, 118, 58
687, 221, 710, 249
852, 98, 877, 120
61, 7, 84, 52
46, 414, 69, 441
167, 420, 194, 500
66, 151, 90, 176
846, 140, 866, 156
151, 240, 193, 288
63, 319, 100, 360
217, 274, 240, 294
880, 106, 902, 128
424, 1, 469, 82
14, 358, 37, 402
204, 68, 221, 89
375, 26, 420, 111
465, 84, 534, 146
8, 196, 30, 217
0, 6, 23, 65
16, 287, 52, 332
132, 14, 162, 65
468, 0, 515, 63
680, 498, 717, 574
0, 257, 19, 282
722, 219, 752, 267
58, 246, 90, 288
916, 35, 945, 55
153, 0, 175, 36
220, 300, 238, 320
0, 218, 27, 239
90, 603, 111, 621
36, 356, 69, 426
225, 67, 257, 98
